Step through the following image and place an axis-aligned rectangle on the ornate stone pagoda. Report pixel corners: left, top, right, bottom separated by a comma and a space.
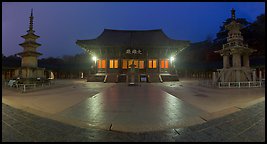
214, 8, 257, 82
15, 9, 45, 80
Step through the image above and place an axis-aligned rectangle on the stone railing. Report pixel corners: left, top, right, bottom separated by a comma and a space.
3, 80, 53, 93
218, 81, 262, 88
199, 80, 263, 88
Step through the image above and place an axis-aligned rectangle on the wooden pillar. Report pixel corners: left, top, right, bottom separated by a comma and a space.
146, 49, 148, 75
158, 48, 160, 74
105, 48, 108, 74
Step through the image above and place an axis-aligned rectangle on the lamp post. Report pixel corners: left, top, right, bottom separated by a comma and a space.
92, 56, 97, 74
170, 56, 175, 74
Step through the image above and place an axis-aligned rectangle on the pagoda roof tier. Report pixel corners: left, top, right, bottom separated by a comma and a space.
76, 29, 190, 49
17, 51, 42, 57
225, 21, 243, 31
19, 41, 41, 47
214, 49, 229, 55
21, 33, 40, 39
215, 47, 256, 55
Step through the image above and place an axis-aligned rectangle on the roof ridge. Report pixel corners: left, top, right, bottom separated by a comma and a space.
103, 28, 162, 32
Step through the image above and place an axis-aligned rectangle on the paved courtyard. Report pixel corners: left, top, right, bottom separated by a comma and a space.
2, 79, 265, 141
2, 101, 265, 142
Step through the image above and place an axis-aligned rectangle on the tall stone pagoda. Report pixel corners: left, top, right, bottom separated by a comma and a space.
214, 8, 257, 82
15, 9, 45, 80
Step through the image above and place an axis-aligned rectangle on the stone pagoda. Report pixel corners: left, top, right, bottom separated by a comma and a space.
214, 8, 257, 82
15, 9, 45, 80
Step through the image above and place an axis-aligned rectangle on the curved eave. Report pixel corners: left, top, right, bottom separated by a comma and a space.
19, 42, 42, 47
17, 51, 42, 57
76, 29, 190, 53
21, 33, 40, 39
76, 40, 98, 51
76, 39, 190, 49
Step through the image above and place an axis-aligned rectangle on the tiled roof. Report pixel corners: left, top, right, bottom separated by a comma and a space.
76, 29, 190, 49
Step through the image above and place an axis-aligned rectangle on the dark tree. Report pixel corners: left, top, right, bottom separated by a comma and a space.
2, 54, 21, 68
243, 14, 265, 56
213, 18, 251, 46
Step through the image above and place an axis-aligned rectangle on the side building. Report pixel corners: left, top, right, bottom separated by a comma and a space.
76, 29, 189, 82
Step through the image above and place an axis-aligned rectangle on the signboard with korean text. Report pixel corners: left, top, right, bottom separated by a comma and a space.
126, 49, 142, 55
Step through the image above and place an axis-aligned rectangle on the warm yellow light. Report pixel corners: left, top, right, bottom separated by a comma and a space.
92, 56, 97, 62
170, 56, 175, 62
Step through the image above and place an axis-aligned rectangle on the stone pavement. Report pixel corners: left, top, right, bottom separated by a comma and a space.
2, 81, 115, 114
153, 80, 264, 113
3, 80, 264, 133
57, 83, 207, 132
2, 101, 265, 142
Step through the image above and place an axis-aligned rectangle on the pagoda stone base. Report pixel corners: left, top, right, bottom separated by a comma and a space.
216, 67, 256, 82
15, 67, 45, 79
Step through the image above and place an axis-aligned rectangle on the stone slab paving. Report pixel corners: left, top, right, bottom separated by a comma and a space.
2, 79, 265, 140
2, 101, 265, 142
58, 83, 207, 132
153, 80, 265, 118
2, 80, 115, 114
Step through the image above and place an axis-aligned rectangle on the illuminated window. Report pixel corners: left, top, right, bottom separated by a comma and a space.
122, 59, 127, 69
160, 59, 169, 68
161, 60, 165, 68
165, 60, 169, 68
134, 60, 139, 68
148, 59, 157, 68
102, 60, 106, 68
153, 60, 157, 68
97, 60, 101, 68
127, 59, 139, 68
109, 59, 118, 68
114, 60, 118, 68
139, 60, 144, 69
110, 60, 114, 68
149, 60, 153, 68
98, 59, 106, 68
128, 59, 133, 68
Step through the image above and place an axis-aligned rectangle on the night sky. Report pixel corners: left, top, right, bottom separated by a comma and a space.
2, 2, 265, 58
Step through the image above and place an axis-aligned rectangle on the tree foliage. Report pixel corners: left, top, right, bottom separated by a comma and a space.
2, 52, 91, 74
243, 14, 265, 56
213, 18, 251, 49
2, 54, 21, 68
177, 13, 265, 71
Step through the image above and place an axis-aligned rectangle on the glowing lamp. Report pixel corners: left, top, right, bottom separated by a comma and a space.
170, 56, 175, 62
92, 56, 97, 62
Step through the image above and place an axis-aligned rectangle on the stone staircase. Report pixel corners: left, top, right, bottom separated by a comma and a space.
105, 74, 118, 83
87, 74, 106, 82
118, 74, 127, 83
160, 74, 179, 82
147, 74, 161, 83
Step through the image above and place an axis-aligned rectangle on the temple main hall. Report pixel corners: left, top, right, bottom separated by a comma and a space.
76, 29, 189, 82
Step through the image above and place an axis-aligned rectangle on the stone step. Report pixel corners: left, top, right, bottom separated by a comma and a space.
161, 75, 179, 82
